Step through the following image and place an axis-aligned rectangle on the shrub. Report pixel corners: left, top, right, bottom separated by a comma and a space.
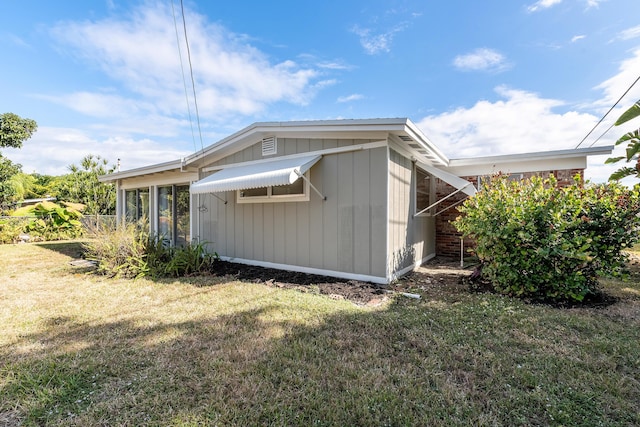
84, 222, 150, 279
84, 223, 217, 279
7, 201, 84, 242
0, 217, 29, 243
454, 175, 640, 302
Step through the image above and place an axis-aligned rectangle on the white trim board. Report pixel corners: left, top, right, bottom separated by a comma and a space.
218, 256, 389, 285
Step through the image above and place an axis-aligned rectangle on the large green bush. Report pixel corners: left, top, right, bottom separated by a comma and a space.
454, 175, 640, 302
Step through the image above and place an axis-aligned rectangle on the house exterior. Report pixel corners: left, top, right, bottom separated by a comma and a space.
99, 118, 612, 284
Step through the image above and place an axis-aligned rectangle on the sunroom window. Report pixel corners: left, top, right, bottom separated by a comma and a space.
124, 188, 149, 225
158, 184, 190, 246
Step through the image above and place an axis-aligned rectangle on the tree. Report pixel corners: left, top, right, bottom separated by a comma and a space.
0, 113, 37, 212
53, 155, 117, 215
0, 157, 22, 211
606, 100, 640, 180
0, 113, 37, 149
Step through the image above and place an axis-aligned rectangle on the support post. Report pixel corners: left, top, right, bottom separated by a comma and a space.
296, 171, 327, 200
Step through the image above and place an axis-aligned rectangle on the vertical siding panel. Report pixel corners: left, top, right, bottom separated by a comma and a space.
213, 194, 224, 255
322, 154, 339, 271
273, 203, 286, 263
226, 192, 236, 256
337, 151, 354, 273
310, 139, 324, 153
243, 146, 253, 162
234, 202, 244, 258
323, 139, 338, 150
296, 201, 310, 267
253, 204, 264, 260
353, 150, 371, 275
253, 142, 262, 160
243, 203, 253, 259
263, 203, 275, 262
284, 138, 296, 155
285, 203, 297, 265
369, 147, 388, 278
297, 138, 310, 154
308, 164, 324, 269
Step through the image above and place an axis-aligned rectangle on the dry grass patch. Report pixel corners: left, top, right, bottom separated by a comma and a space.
1, 241, 640, 426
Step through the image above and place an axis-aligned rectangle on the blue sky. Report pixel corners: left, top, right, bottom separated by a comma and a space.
1, 0, 640, 182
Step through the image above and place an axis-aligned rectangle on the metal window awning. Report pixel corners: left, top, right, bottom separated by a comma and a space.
190, 154, 322, 195
415, 161, 477, 217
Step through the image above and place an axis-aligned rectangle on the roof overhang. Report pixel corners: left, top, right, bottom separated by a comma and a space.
183, 118, 449, 169
445, 146, 613, 177
98, 159, 185, 183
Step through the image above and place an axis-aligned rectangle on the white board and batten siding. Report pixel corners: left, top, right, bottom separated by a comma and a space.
387, 149, 436, 280
196, 138, 389, 282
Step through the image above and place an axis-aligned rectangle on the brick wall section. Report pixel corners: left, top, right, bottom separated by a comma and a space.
435, 169, 585, 258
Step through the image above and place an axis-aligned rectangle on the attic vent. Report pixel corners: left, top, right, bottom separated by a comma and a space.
262, 136, 277, 156
399, 135, 414, 142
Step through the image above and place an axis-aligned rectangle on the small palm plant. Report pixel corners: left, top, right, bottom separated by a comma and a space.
606, 100, 640, 180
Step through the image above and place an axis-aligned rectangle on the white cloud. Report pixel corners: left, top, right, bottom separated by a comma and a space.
417, 46, 640, 183
351, 22, 409, 55
584, 0, 605, 10
453, 48, 510, 72
48, 2, 320, 121
418, 86, 595, 158
527, 0, 563, 13
337, 94, 364, 103
3, 126, 190, 175
571, 35, 586, 43
618, 25, 640, 41
594, 47, 640, 109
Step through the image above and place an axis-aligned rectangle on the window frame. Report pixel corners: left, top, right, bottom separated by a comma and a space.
157, 184, 191, 246
236, 171, 311, 204
414, 165, 434, 217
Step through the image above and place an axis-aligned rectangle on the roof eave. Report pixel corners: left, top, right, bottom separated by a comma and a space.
448, 145, 614, 167
98, 159, 185, 182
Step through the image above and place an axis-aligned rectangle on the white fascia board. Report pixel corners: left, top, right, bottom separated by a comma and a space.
98, 159, 184, 182
449, 146, 613, 167
403, 119, 449, 165
445, 146, 613, 177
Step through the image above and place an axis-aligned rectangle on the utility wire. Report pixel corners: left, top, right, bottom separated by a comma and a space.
575, 73, 640, 149
180, 0, 205, 155
171, 0, 197, 153
588, 123, 615, 148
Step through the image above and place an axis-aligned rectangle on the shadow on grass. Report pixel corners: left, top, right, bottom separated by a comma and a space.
35, 240, 86, 258
2, 291, 640, 427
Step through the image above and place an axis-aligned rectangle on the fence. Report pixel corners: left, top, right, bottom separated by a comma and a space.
81, 215, 118, 232
0, 215, 118, 243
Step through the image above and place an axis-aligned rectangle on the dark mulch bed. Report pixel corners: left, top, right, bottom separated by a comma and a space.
210, 260, 391, 305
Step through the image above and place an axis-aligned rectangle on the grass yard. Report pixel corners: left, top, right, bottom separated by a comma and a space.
1, 241, 640, 426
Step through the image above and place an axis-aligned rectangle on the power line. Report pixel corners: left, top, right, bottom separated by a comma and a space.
575, 73, 640, 149
179, 0, 205, 155
588, 123, 614, 148
171, 0, 197, 153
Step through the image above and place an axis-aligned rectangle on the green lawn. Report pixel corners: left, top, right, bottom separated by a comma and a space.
1, 241, 639, 426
